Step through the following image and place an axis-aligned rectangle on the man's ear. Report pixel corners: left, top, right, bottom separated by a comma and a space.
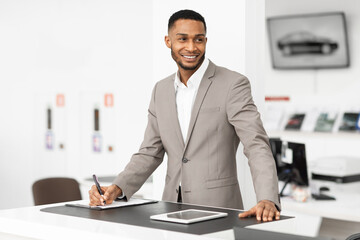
164, 36, 171, 49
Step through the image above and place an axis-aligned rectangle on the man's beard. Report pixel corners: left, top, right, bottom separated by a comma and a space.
171, 49, 205, 71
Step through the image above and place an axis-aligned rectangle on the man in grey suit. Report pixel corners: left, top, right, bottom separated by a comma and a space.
89, 9, 281, 222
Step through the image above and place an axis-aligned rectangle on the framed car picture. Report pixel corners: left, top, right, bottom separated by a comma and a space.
267, 12, 350, 69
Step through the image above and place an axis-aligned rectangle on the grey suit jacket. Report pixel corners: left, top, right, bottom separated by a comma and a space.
113, 60, 281, 210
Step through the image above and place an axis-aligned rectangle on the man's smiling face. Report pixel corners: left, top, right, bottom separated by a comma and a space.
165, 19, 207, 73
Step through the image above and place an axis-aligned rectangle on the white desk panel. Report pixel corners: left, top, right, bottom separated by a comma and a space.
0, 202, 221, 240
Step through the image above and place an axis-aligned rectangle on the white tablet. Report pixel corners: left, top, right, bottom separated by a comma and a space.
150, 209, 228, 224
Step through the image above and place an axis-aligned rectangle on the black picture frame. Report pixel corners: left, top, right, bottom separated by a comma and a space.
267, 12, 350, 69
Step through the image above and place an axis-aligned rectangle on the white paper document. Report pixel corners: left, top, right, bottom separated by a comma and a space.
65, 198, 157, 210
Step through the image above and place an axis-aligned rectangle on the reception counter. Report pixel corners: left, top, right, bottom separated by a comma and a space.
0, 200, 316, 240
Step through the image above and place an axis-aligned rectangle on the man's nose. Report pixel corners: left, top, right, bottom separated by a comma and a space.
185, 40, 197, 52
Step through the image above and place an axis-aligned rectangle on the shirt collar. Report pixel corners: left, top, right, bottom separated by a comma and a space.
174, 58, 209, 89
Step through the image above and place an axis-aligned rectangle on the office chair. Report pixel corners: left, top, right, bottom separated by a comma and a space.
32, 177, 82, 206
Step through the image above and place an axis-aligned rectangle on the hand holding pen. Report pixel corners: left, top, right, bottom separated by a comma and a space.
89, 174, 123, 206
92, 174, 106, 205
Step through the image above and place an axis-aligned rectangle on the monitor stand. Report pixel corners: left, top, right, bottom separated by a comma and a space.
279, 177, 292, 197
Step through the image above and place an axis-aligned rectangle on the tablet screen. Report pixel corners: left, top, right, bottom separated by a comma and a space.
167, 210, 217, 220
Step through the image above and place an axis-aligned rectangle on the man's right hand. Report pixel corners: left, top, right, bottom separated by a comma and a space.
88, 184, 122, 206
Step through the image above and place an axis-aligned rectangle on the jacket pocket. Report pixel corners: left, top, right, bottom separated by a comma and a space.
205, 176, 238, 189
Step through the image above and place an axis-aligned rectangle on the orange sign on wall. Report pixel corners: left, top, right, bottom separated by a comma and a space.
104, 93, 114, 107
56, 94, 65, 107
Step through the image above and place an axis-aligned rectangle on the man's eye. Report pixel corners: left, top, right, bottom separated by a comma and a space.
178, 38, 186, 41
196, 38, 203, 42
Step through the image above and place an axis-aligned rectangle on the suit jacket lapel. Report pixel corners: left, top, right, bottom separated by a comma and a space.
167, 75, 186, 148
184, 61, 216, 152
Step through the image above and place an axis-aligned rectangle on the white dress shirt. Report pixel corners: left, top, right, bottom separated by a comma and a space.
174, 58, 210, 143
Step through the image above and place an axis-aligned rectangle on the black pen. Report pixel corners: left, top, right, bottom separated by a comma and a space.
93, 174, 106, 205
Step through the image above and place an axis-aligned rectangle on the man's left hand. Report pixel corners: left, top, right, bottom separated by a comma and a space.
238, 200, 280, 222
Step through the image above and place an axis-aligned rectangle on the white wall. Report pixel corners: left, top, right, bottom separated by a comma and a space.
0, 0, 266, 209
0, 0, 154, 209
265, 0, 360, 104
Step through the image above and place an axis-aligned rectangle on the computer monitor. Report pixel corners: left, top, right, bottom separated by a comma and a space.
269, 138, 309, 196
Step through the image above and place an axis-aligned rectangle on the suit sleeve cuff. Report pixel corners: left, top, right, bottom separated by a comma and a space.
117, 192, 126, 200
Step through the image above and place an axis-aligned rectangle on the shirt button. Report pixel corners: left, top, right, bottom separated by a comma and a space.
182, 157, 188, 163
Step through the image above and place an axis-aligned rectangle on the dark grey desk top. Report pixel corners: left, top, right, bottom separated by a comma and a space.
41, 201, 291, 235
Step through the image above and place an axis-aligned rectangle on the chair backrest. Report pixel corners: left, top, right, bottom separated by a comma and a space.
32, 177, 82, 206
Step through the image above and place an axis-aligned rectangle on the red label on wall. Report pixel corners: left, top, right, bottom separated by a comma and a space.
56, 94, 65, 107
104, 93, 114, 107
265, 96, 290, 102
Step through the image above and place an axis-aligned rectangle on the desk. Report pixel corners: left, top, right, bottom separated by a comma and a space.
282, 191, 360, 222
280, 190, 360, 239
0, 200, 300, 240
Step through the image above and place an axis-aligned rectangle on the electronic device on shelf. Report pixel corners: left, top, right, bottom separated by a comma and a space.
311, 156, 360, 183
270, 138, 309, 197
270, 138, 338, 200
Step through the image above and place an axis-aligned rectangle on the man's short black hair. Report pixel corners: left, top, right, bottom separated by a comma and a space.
168, 9, 206, 33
